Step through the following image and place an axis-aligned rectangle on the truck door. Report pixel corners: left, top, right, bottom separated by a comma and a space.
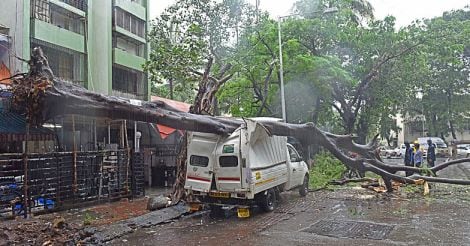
186, 133, 220, 192
287, 145, 304, 187
215, 134, 242, 192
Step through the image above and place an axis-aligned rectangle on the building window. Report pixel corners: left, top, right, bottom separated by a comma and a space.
59, 0, 88, 11
32, 0, 51, 22
112, 65, 145, 97
112, 33, 145, 57
32, 0, 85, 35
113, 8, 146, 38
32, 39, 86, 86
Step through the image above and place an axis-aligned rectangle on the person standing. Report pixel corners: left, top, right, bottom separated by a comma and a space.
427, 139, 436, 167
414, 143, 423, 168
404, 142, 413, 176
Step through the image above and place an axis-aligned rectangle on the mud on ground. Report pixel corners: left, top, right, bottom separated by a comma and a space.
0, 198, 149, 245
113, 183, 470, 246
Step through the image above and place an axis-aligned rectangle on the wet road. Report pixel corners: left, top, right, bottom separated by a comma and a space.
111, 159, 470, 246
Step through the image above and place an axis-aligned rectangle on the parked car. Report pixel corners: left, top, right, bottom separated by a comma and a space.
398, 143, 414, 157
379, 146, 400, 158
456, 145, 470, 158
416, 137, 449, 158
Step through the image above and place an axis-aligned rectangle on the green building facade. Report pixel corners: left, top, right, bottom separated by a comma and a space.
0, 0, 150, 100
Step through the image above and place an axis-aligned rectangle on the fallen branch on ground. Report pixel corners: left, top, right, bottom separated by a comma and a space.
329, 177, 378, 185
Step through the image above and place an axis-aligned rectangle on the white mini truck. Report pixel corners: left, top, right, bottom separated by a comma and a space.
184, 118, 310, 218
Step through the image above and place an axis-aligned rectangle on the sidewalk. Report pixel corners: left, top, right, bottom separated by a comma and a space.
0, 187, 174, 245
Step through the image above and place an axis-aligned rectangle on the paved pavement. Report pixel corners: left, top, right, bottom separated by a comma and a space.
111, 185, 470, 246
110, 155, 470, 246
106, 156, 470, 245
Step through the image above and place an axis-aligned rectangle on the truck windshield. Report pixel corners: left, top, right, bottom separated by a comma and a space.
219, 156, 238, 167
190, 155, 209, 167
288, 146, 301, 162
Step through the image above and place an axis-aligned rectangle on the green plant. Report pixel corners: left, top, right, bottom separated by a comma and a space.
83, 212, 96, 226
309, 152, 347, 190
402, 184, 421, 194
420, 166, 436, 177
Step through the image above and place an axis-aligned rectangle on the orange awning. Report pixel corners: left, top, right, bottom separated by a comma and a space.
151, 96, 190, 139
0, 62, 11, 85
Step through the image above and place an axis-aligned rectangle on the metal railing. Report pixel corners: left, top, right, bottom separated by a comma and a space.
59, 0, 88, 12
0, 150, 144, 218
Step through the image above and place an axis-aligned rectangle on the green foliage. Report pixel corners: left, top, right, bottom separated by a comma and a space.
396, 7, 470, 138
83, 212, 96, 226
147, 0, 470, 143
420, 166, 436, 177
309, 152, 347, 189
145, 0, 259, 101
151, 83, 196, 103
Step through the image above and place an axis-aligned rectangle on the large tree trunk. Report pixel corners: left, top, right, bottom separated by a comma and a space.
12, 47, 470, 203
171, 57, 233, 202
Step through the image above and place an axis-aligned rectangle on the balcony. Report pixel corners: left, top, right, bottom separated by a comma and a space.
57, 0, 87, 12
112, 65, 147, 100
32, 0, 86, 34
113, 7, 146, 42
31, 20, 85, 53
49, 0, 87, 17
31, 39, 86, 86
113, 48, 145, 71
113, 0, 146, 20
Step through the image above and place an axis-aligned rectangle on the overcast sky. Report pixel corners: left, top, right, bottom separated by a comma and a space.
149, 0, 469, 27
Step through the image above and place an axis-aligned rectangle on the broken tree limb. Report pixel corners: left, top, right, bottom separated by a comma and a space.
329, 177, 378, 185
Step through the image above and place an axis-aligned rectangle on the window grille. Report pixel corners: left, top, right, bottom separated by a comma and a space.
32, 0, 51, 23
112, 65, 138, 94
112, 33, 145, 57
59, 0, 88, 11
113, 8, 146, 38
32, 0, 85, 35
112, 65, 146, 99
32, 39, 86, 86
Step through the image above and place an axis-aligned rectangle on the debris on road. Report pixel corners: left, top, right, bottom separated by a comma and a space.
84, 203, 189, 244
0, 217, 82, 245
147, 195, 171, 211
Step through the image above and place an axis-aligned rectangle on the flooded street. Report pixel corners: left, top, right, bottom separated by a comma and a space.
111, 159, 470, 246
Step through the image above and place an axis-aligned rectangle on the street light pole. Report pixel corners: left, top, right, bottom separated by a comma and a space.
278, 16, 287, 122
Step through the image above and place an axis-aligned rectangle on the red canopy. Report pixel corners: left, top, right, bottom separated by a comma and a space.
0, 62, 11, 85
151, 96, 190, 139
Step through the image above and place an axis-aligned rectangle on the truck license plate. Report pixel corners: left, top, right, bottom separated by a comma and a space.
189, 203, 201, 212
237, 208, 250, 218
209, 192, 230, 198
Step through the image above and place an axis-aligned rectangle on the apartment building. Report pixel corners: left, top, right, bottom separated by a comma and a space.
0, 0, 150, 100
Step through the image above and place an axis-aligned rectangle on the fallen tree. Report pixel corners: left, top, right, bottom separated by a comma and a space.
11, 48, 470, 200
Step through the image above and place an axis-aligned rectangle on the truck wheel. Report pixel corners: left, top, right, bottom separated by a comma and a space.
299, 175, 309, 197
260, 189, 276, 212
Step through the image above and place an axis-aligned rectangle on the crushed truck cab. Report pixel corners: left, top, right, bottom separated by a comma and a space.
184, 118, 310, 216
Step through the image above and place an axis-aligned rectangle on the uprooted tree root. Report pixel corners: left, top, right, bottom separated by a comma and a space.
11, 47, 470, 204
